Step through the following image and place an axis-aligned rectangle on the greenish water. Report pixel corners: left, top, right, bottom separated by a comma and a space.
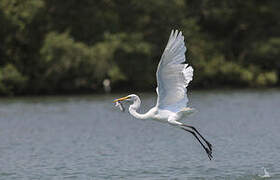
0, 90, 279, 179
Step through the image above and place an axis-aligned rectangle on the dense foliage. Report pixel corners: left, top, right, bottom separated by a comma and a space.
0, 0, 279, 95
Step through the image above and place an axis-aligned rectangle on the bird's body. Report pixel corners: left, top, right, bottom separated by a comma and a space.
147, 108, 195, 125
114, 30, 213, 160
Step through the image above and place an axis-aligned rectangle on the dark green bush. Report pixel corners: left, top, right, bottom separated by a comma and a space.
0, 64, 27, 95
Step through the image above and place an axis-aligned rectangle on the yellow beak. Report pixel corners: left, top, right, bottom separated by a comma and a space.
113, 96, 130, 102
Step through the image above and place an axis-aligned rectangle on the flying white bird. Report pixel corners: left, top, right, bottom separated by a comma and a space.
113, 30, 213, 160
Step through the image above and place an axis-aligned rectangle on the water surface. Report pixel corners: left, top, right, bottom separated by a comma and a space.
0, 90, 279, 179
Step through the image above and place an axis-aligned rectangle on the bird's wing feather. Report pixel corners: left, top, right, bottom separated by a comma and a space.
156, 30, 193, 113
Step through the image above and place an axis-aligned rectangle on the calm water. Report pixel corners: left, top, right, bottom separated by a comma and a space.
0, 90, 280, 180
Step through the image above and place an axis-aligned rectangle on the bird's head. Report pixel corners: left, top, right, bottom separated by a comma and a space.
113, 94, 141, 111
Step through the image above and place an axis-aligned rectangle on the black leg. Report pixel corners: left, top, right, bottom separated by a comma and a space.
181, 127, 213, 160
181, 124, 212, 151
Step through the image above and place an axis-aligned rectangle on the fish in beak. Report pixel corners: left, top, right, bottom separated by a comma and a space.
113, 96, 129, 112
115, 101, 125, 112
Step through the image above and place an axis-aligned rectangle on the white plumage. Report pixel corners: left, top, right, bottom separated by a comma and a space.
114, 30, 213, 160
156, 30, 193, 113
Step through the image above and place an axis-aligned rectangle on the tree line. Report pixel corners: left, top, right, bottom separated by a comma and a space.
0, 0, 279, 95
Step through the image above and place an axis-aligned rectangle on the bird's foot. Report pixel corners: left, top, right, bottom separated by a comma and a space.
205, 148, 213, 160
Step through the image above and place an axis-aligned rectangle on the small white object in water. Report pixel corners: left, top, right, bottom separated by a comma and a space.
115, 101, 125, 112
259, 167, 271, 178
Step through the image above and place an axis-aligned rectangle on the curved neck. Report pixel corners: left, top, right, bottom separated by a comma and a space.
128, 97, 148, 120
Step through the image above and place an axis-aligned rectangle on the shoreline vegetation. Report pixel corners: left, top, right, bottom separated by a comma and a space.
0, 0, 279, 96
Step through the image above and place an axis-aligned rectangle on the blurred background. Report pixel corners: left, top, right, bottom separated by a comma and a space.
0, 0, 279, 95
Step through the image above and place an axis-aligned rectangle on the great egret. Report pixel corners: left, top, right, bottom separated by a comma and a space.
113, 30, 213, 160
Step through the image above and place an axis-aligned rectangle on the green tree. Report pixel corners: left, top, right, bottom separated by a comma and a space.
0, 0, 279, 95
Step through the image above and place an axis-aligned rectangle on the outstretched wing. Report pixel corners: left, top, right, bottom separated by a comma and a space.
156, 30, 193, 113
